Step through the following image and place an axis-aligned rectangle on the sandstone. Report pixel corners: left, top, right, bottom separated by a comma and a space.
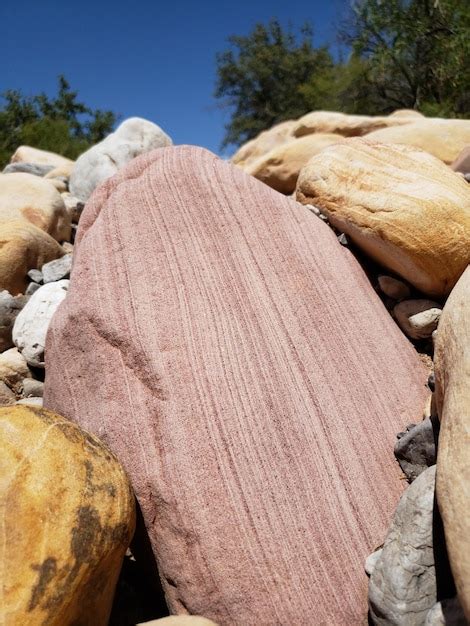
394, 299, 442, 340
44, 161, 75, 180
42, 254, 72, 283
296, 139, 470, 297
0, 220, 65, 295
0, 380, 15, 405
451, 146, 470, 174
44, 146, 428, 625
13, 280, 69, 368
0, 405, 135, 625
0, 173, 71, 241
434, 267, 470, 621
292, 110, 415, 138
10, 145, 73, 168
378, 276, 411, 301
368, 466, 438, 625
231, 120, 296, 168
365, 119, 470, 164
138, 618, 218, 626
3, 162, 54, 176
61, 192, 84, 223
0, 347, 31, 392
245, 133, 343, 194
69, 117, 172, 201
0, 290, 28, 352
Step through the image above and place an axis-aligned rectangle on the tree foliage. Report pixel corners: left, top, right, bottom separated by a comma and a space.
0, 76, 118, 167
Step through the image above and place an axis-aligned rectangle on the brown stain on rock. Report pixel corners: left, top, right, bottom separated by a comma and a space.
21, 207, 47, 231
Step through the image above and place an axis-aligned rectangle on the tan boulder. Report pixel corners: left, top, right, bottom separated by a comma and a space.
246, 133, 344, 194
231, 120, 295, 168
295, 138, 470, 297
44, 162, 74, 180
0, 348, 31, 393
10, 146, 73, 168
389, 109, 425, 119
292, 110, 415, 139
0, 173, 71, 241
0, 220, 65, 295
434, 267, 470, 621
0, 405, 135, 625
365, 119, 470, 164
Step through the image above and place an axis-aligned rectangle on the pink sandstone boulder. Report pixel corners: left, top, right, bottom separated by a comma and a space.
44, 146, 428, 625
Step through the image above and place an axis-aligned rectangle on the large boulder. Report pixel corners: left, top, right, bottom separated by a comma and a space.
44, 146, 428, 625
69, 117, 172, 201
1, 405, 135, 625
0, 220, 65, 295
231, 120, 296, 168
10, 145, 73, 168
245, 133, 344, 194
365, 119, 470, 164
291, 110, 416, 139
296, 139, 470, 297
434, 267, 470, 621
0, 172, 71, 241
13, 280, 69, 368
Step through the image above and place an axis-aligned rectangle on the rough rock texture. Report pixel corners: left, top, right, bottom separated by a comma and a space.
368, 466, 438, 625
10, 145, 73, 168
365, 120, 470, 164
231, 120, 296, 168
0, 290, 28, 352
69, 117, 172, 201
389, 109, 425, 119
0, 405, 135, 625
13, 279, 69, 368
451, 147, 470, 175
292, 110, 415, 138
44, 146, 428, 626
425, 598, 467, 625
138, 618, 218, 626
394, 299, 442, 340
434, 267, 470, 621
0, 173, 71, 241
0, 220, 65, 295
0, 347, 31, 393
296, 139, 470, 297
394, 418, 438, 482
245, 133, 343, 194
0, 380, 15, 405
44, 162, 75, 180
42, 254, 72, 283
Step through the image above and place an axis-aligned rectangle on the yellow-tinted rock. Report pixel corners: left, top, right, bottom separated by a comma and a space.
0, 405, 135, 625
389, 109, 425, 119
44, 162, 74, 180
0, 220, 65, 295
246, 133, 344, 194
365, 119, 470, 164
231, 120, 295, 168
0, 173, 71, 241
434, 267, 470, 621
10, 146, 73, 168
0, 347, 31, 393
296, 138, 470, 297
138, 618, 218, 626
292, 110, 414, 139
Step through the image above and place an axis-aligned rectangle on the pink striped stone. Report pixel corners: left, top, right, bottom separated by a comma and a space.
44, 146, 427, 625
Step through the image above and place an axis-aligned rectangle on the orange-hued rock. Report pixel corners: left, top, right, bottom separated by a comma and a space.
296, 138, 470, 297
231, 120, 295, 167
245, 133, 344, 194
0, 173, 71, 241
434, 267, 470, 621
365, 119, 470, 164
44, 162, 75, 180
10, 145, 73, 168
0, 405, 135, 626
0, 220, 65, 295
291, 110, 415, 139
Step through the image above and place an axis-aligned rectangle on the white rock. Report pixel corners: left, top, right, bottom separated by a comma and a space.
394, 299, 442, 340
365, 548, 383, 576
69, 117, 172, 200
12, 280, 69, 368
16, 396, 43, 407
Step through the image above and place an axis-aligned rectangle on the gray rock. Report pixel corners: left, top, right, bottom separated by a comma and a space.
464, 173, 470, 183
41, 254, 72, 283
337, 233, 349, 245
69, 117, 172, 201
22, 378, 44, 398
2, 162, 54, 176
369, 466, 437, 625
0, 380, 15, 406
0, 290, 28, 352
425, 597, 467, 625
16, 396, 43, 407
394, 299, 442, 340
25, 283, 41, 296
395, 417, 438, 482
378, 276, 411, 301
366, 548, 383, 576
27, 269, 43, 284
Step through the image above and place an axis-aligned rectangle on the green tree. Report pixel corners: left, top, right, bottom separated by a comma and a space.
214, 19, 334, 150
0, 75, 118, 167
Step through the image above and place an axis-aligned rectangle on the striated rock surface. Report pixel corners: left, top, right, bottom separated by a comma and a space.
292, 110, 415, 138
0, 405, 135, 625
44, 145, 427, 625
231, 120, 296, 168
0, 172, 71, 241
138, 618, 218, 626
10, 145, 73, 168
365, 119, 470, 164
434, 267, 470, 621
245, 133, 343, 194
0, 220, 65, 295
69, 117, 172, 201
296, 139, 470, 297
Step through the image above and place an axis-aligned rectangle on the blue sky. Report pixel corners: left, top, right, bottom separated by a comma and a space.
1, 0, 348, 155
